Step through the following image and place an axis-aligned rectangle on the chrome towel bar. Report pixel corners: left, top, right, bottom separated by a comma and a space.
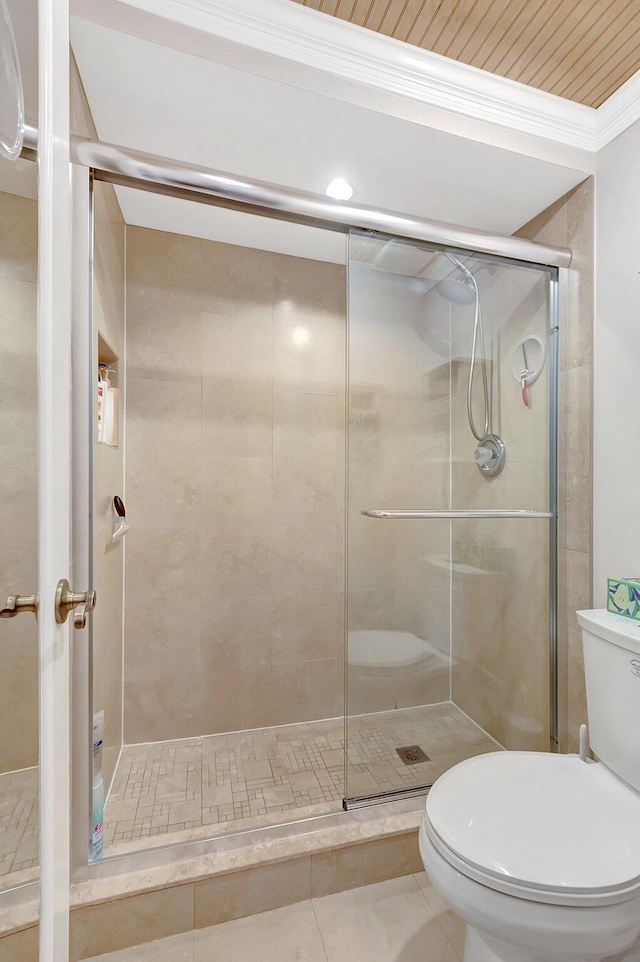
362, 509, 554, 519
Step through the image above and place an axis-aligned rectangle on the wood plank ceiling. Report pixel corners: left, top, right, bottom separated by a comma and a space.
289, 0, 640, 107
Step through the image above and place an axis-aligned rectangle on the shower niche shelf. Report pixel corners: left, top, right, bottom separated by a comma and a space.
97, 332, 120, 449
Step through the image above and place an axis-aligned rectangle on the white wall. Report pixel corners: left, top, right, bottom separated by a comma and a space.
594, 120, 640, 601
69, 16, 590, 264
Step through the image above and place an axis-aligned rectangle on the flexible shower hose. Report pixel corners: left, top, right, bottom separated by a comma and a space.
445, 252, 491, 442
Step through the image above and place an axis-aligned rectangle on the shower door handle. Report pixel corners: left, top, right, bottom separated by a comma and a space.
362, 509, 554, 519
0, 592, 38, 619
55, 579, 97, 629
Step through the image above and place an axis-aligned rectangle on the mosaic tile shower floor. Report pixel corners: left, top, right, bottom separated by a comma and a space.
0, 767, 38, 878
103, 703, 499, 856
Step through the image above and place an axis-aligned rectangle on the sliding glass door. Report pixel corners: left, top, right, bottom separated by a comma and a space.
345, 230, 557, 804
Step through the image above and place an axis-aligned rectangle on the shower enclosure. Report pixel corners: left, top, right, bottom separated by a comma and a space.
0, 118, 563, 944
345, 231, 556, 804
81, 176, 558, 863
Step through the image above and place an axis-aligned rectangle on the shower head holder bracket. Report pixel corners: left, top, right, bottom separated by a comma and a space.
474, 433, 506, 478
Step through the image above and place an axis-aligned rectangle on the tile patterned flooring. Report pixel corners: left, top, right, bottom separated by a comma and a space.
0, 767, 38, 878
104, 703, 499, 855
0, 703, 499, 878
84, 873, 465, 962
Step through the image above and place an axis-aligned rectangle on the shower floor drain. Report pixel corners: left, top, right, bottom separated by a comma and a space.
395, 745, 430, 765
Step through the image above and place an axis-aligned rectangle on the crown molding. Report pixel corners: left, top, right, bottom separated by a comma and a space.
110, 0, 597, 152
595, 69, 640, 151
76, 0, 640, 154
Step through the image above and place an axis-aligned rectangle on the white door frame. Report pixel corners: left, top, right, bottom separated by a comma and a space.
70, 165, 93, 885
38, 0, 72, 957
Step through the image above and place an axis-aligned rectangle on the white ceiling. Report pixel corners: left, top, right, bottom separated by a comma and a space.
69, 17, 587, 263
0, 3, 590, 261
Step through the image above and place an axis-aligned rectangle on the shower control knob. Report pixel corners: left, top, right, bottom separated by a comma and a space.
474, 434, 506, 478
474, 446, 493, 466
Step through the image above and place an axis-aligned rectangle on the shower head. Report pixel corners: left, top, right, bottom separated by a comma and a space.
435, 275, 476, 306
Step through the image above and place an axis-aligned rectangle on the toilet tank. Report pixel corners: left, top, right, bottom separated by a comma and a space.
577, 609, 640, 791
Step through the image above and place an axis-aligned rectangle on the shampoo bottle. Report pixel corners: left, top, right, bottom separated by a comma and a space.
97, 369, 105, 442
92, 769, 104, 861
98, 364, 111, 444
91, 711, 105, 860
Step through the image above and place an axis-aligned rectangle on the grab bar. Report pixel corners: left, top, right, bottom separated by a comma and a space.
362, 509, 554, 519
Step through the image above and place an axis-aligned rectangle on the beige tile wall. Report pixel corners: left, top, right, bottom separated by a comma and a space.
0, 190, 38, 774
122, 190, 591, 750
517, 179, 594, 753
72, 58, 127, 790
346, 252, 452, 715
124, 229, 346, 742
345, 229, 586, 751
449, 264, 552, 750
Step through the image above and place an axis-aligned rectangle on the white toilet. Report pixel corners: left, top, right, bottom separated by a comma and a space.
419, 609, 640, 962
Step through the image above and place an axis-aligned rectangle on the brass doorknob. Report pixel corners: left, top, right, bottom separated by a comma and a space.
0, 593, 38, 619
55, 579, 96, 628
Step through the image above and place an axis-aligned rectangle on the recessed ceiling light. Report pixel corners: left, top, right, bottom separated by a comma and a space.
325, 177, 353, 201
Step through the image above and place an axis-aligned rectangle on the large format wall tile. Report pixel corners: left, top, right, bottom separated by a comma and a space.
516, 179, 594, 753
126, 378, 202, 529
201, 309, 274, 459
0, 253, 38, 774
201, 456, 273, 543
346, 261, 452, 712
125, 525, 203, 742
126, 228, 202, 383
194, 901, 325, 962
70, 884, 195, 960
269, 659, 340, 727
0, 925, 39, 962
273, 256, 344, 394
312, 874, 458, 962
0, 191, 37, 283
194, 857, 311, 927
125, 233, 346, 738
563, 364, 592, 555
450, 273, 551, 750
310, 834, 424, 897
202, 243, 274, 320
202, 375, 273, 460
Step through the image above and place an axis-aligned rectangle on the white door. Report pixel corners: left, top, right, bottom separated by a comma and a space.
0, 0, 75, 958
38, 0, 74, 957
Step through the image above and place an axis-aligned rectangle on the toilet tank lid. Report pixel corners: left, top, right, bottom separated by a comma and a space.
577, 609, 640, 654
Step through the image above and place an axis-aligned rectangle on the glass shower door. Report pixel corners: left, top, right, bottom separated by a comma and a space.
344, 230, 557, 805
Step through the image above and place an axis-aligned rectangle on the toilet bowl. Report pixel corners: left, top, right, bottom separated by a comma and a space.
347, 630, 449, 714
419, 610, 640, 962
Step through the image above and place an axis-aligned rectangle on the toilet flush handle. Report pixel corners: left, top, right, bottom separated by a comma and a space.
578, 724, 590, 763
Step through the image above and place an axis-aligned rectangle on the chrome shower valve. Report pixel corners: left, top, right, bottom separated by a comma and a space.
474, 434, 506, 477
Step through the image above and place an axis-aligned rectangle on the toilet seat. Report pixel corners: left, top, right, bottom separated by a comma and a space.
348, 631, 445, 673
424, 752, 640, 907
